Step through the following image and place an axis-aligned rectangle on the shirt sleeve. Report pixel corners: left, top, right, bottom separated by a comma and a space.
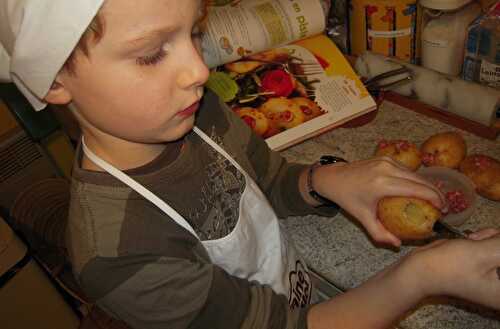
79, 253, 308, 329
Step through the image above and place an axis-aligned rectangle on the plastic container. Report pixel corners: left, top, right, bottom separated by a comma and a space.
463, 1, 500, 88
418, 166, 477, 226
420, 0, 481, 76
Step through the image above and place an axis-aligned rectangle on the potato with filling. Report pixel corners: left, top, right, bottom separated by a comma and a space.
291, 97, 324, 122
260, 97, 305, 130
460, 154, 500, 201
233, 107, 269, 137
378, 197, 441, 240
421, 131, 467, 169
375, 140, 422, 171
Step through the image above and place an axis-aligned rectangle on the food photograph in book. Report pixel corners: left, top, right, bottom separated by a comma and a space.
211, 46, 328, 139
206, 34, 376, 151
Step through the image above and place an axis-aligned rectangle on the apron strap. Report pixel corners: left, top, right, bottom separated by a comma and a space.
193, 127, 247, 175
81, 137, 200, 239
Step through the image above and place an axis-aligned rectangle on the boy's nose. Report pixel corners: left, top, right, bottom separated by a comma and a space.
177, 47, 210, 89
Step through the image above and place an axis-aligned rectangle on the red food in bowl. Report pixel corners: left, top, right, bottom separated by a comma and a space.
419, 167, 476, 226
445, 190, 469, 214
434, 180, 469, 214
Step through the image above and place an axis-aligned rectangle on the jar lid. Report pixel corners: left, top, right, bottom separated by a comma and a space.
420, 0, 473, 10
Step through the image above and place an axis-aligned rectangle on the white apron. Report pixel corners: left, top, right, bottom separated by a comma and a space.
81, 127, 312, 308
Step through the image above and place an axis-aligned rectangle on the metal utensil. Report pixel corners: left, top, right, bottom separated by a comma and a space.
433, 220, 468, 239
363, 66, 412, 94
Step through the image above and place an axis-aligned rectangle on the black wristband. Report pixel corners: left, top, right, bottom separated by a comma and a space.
307, 155, 347, 207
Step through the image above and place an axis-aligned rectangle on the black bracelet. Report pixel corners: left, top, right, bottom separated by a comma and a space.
307, 155, 347, 207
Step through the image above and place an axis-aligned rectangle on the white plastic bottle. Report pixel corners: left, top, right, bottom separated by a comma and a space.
421, 0, 481, 76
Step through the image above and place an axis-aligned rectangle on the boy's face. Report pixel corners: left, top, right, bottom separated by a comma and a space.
59, 0, 209, 143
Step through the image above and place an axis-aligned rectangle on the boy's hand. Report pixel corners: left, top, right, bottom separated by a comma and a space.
403, 229, 500, 310
310, 156, 446, 247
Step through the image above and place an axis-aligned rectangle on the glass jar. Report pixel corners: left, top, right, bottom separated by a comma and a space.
420, 0, 481, 76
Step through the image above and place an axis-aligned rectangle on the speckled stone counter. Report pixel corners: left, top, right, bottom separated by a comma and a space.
280, 100, 500, 329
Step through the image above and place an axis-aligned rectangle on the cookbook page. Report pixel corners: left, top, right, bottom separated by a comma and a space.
206, 34, 376, 151
265, 36, 376, 150
202, 0, 327, 68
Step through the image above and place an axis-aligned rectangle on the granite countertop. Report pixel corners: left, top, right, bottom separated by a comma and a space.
280, 100, 500, 329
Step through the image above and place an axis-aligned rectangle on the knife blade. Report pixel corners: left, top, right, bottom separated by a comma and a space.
433, 220, 468, 239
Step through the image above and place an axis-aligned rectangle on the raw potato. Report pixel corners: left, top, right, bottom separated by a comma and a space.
459, 154, 500, 201
421, 131, 467, 169
378, 197, 441, 240
375, 140, 422, 171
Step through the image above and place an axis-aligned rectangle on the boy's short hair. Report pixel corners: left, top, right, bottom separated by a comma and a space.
63, 13, 104, 74
63, 0, 211, 75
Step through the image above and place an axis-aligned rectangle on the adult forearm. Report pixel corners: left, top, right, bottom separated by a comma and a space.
307, 261, 424, 329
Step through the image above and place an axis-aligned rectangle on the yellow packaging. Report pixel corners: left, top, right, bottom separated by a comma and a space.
348, 0, 418, 62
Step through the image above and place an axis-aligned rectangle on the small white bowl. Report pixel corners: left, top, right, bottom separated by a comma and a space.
418, 166, 477, 227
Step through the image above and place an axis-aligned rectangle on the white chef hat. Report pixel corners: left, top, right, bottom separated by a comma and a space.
0, 0, 104, 111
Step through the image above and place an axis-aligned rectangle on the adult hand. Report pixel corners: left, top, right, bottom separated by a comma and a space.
404, 229, 500, 310
312, 156, 446, 247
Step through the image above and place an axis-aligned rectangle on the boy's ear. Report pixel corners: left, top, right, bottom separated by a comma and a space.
44, 79, 73, 105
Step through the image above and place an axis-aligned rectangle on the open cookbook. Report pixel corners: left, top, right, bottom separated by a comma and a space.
202, 0, 377, 151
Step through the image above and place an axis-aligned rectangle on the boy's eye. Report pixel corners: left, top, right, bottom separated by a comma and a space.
192, 30, 204, 39
191, 26, 206, 52
135, 26, 204, 67
136, 48, 167, 66
191, 25, 205, 40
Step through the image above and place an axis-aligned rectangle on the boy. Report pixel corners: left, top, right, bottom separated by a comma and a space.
1, 1, 499, 329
